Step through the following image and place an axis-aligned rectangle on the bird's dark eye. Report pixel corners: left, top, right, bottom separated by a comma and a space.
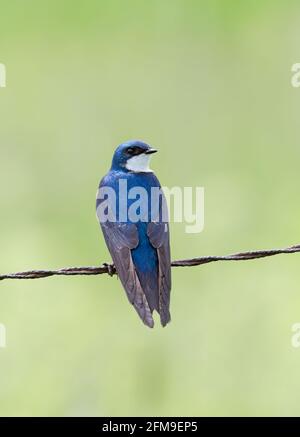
126, 146, 143, 156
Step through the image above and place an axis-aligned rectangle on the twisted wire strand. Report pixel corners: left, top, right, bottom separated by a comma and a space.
1, 243, 299, 281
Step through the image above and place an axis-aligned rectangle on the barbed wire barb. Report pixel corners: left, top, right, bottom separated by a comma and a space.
0, 243, 299, 281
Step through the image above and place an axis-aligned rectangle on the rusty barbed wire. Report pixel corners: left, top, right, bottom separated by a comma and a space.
0, 243, 299, 281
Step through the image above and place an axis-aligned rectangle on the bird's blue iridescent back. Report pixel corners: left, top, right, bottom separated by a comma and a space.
98, 170, 161, 310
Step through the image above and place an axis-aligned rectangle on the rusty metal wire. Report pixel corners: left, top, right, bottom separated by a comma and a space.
0, 243, 299, 281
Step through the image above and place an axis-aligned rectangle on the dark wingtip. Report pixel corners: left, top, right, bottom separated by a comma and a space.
160, 313, 171, 327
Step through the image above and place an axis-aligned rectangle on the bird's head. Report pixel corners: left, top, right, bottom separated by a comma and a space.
111, 140, 157, 173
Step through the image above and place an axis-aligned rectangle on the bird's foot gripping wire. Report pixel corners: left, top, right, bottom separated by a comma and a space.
103, 263, 116, 277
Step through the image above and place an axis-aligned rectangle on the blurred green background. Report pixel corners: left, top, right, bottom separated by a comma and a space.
1, 0, 300, 416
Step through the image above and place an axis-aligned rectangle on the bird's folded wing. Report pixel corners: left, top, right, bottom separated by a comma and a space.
147, 221, 171, 326
101, 221, 154, 328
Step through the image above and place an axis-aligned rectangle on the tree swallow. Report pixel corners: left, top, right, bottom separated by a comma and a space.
96, 140, 171, 328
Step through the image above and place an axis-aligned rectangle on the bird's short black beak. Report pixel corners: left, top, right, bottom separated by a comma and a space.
145, 148, 158, 155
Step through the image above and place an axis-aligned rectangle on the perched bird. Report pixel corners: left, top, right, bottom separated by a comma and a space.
96, 140, 171, 328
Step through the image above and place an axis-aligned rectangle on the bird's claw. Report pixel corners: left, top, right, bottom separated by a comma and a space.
103, 263, 115, 277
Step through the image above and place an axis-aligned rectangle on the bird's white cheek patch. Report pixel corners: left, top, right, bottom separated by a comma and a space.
125, 154, 153, 173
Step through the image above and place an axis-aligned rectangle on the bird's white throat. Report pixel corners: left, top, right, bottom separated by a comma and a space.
125, 153, 153, 173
